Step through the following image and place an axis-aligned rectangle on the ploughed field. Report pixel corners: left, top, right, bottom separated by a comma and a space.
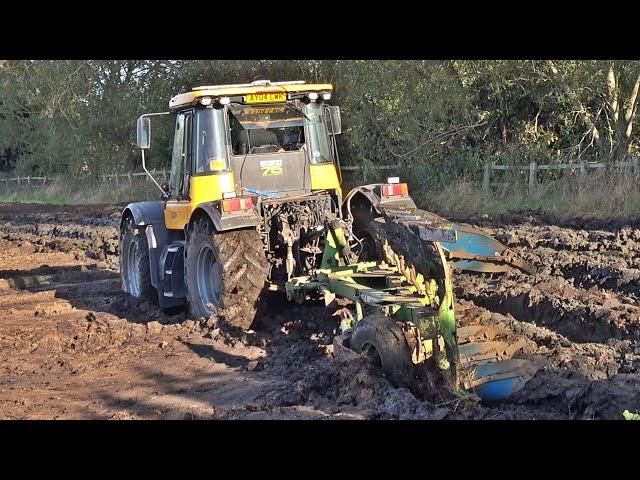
0, 203, 639, 419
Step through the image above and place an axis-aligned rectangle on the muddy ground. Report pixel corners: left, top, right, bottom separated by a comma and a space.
0, 203, 639, 419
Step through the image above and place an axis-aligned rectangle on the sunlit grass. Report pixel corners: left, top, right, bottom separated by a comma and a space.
422, 171, 640, 223
0, 176, 159, 205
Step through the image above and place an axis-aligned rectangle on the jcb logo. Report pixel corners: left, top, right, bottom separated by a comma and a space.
261, 166, 283, 176
260, 159, 283, 176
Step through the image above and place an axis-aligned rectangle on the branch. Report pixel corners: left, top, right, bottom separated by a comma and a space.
388, 121, 488, 158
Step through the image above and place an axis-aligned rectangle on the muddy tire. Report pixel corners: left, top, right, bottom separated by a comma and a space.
350, 315, 415, 389
120, 217, 158, 304
185, 217, 269, 330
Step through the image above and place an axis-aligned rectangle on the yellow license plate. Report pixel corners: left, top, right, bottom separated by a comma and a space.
245, 92, 287, 104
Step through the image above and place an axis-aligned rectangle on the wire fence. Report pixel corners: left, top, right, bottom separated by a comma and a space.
3, 160, 638, 194
0, 165, 401, 189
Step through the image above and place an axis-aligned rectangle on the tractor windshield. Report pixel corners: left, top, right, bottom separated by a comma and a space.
228, 104, 305, 155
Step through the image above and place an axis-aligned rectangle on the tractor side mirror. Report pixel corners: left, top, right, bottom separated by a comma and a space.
137, 116, 151, 149
326, 106, 342, 135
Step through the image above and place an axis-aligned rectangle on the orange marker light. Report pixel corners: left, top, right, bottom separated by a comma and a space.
222, 196, 253, 213
381, 183, 408, 197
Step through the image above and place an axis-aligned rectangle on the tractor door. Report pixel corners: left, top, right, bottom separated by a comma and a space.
164, 110, 193, 230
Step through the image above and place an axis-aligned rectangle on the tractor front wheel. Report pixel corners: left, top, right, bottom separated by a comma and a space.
120, 217, 158, 304
185, 217, 269, 330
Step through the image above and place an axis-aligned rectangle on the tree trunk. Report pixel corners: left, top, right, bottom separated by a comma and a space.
547, 61, 606, 159
623, 71, 640, 160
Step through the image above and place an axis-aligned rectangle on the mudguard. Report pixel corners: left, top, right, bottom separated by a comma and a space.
121, 201, 165, 229
345, 185, 417, 216
120, 201, 179, 291
190, 201, 262, 232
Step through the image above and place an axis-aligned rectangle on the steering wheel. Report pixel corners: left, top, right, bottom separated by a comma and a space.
250, 144, 280, 154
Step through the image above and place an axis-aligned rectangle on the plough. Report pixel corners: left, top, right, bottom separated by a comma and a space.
286, 189, 539, 402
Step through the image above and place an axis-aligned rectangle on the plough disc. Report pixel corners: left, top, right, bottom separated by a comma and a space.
462, 359, 539, 402
375, 209, 537, 275
458, 335, 538, 401
439, 222, 538, 275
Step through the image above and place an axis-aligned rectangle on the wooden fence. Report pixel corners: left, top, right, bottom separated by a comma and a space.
482, 159, 640, 194
8, 161, 634, 194
0, 176, 51, 185
0, 165, 400, 188
101, 170, 170, 184
0, 170, 170, 187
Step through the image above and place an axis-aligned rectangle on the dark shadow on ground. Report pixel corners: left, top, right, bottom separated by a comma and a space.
181, 340, 251, 369
0, 263, 187, 324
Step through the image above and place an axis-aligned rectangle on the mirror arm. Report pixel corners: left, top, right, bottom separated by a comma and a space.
142, 149, 167, 197
138, 111, 171, 197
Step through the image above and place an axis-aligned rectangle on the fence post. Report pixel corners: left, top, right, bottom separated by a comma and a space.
528, 161, 537, 194
633, 157, 639, 179
580, 162, 587, 182
482, 163, 491, 191
128, 172, 132, 184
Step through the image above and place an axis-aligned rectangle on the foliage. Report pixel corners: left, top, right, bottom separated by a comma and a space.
2, 60, 640, 182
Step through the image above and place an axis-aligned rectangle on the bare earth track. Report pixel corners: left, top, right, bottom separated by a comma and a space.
1, 203, 639, 419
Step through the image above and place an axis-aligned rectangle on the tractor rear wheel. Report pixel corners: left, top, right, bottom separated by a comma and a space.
120, 217, 158, 304
350, 315, 415, 389
185, 217, 269, 330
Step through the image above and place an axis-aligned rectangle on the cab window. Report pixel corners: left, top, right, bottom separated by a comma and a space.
228, 104, 305, 155
195, 107, 229, 173
170, 112, 192, 198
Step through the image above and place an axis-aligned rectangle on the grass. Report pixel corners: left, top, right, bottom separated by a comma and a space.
0, 176, 159, 205
421, 170, 640, 223
3, 169, 640, 225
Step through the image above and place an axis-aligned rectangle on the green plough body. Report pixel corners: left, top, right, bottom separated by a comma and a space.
286, 219, 538, 401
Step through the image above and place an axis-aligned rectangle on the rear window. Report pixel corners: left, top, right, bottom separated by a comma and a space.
228, 105, 305, 155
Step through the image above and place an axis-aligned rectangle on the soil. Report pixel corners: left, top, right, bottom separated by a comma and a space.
1, 202, 639, 420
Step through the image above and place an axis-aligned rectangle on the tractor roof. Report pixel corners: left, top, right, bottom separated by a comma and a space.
169, 80, 333, 110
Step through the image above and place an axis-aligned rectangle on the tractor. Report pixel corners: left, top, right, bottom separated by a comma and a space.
120, 80, 538, 401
